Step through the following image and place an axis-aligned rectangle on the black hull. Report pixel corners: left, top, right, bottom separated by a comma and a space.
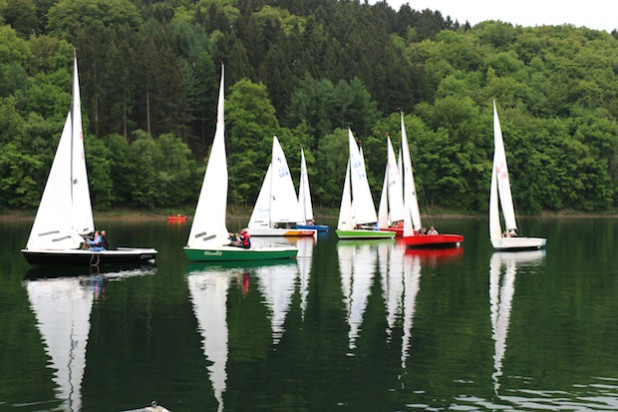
22, 249, 157, 266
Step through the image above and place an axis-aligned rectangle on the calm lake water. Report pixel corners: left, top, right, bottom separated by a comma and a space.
0, 217, 616, 411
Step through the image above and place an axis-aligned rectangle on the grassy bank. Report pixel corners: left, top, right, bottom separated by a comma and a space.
3, 206, 616, 222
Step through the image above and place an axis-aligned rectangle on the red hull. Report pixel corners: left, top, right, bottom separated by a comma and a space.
380, 227, 404, 237
403, 234, 463, 248
167, 215, 188, 222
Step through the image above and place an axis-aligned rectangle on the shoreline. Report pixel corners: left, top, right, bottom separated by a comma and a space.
1, 208, 616, 222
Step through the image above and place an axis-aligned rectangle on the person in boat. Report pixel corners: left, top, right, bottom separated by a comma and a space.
428, 226, 438, 235
231, 229, 251, 249
86, 231, 104, 251
101, 230, 109, 249
420, 227, 427, 235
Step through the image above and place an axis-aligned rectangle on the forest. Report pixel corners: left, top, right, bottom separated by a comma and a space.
1, 0, 617, 213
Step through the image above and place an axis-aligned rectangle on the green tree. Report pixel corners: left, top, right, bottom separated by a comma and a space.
85, 137, 113, 209
46, 0, 143, 42
0, 142, 42, 208
315, 127, 348, 206
227, 78, 279, 204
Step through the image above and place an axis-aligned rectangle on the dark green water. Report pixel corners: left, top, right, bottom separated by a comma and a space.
0, 217, 616, 411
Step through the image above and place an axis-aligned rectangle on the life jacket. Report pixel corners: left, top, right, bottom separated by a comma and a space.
242, 233, 251, 248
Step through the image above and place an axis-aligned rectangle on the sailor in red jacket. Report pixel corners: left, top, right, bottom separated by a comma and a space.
240, 228, 251, 249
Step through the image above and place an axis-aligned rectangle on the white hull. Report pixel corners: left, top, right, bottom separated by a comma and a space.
490, 236, 546, 250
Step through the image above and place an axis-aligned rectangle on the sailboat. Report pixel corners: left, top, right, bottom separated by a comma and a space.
247, 137, 316, 237
490, 102, 546, 250
21, 52, 157, 266
295, 148, 329, 233
377, 135, 405, 236
184, 66, 297, 261
400, 113, 464, 248
336, 129, 395, 240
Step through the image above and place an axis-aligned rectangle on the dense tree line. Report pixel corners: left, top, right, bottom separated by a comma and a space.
0, 0, 616, 213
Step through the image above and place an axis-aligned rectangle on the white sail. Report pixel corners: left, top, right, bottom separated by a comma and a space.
400, 113, 422, 235
248, 165, 272, 229
377, 171, 389, 229
70, 56, 94, 236
27, 53, 93, 251
397, 149, 403, 199
489, 160, 502, 240
337, 161, 354, 231
492, 101, 517, 231
270, 136, 303, 224
26, 277, 93, 412
256, 263, 299, 344
378, 136, 405, 230
188, 270, 230, 412
249, 137, 303, 229
188, 66, 229, 249
386, 136, 405, 222
348, 129, 377, 225
298, 148, 314, 223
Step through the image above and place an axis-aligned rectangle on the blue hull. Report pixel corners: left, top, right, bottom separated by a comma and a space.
296, 224, 330, 232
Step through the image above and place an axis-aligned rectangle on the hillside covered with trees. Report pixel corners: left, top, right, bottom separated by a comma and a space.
1, 0, 617, 213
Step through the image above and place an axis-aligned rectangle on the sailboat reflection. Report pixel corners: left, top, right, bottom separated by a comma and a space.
490, 250, 545, 394
377, 242, 422, 368
255, 261, 299, 345
25, 277, 93, 411
337, 242, 378, 351
400, 253, 422, 368
296, 238, 314, 320
24, 267, 155, 411
186, 268, 231, 412
404, 246, 463, 266
378, 242, 404, 340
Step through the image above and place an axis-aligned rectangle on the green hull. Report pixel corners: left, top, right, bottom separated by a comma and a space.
184, 247, 297, 262
336, 229, 396, 240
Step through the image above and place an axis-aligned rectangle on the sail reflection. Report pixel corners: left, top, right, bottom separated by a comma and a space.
378, 242, 404, 340
255, 261, 300, 345
490, 250, 545, 394
337, 242, 379, 351
296, 238, 314, 320
186, 268, 231, 412
401, 253, 422, 368
25, 277, 92, 411
24, 268, 155, 411
378, 242, 427, 368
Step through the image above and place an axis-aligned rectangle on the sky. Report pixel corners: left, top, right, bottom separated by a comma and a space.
371, 0, 618, 32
